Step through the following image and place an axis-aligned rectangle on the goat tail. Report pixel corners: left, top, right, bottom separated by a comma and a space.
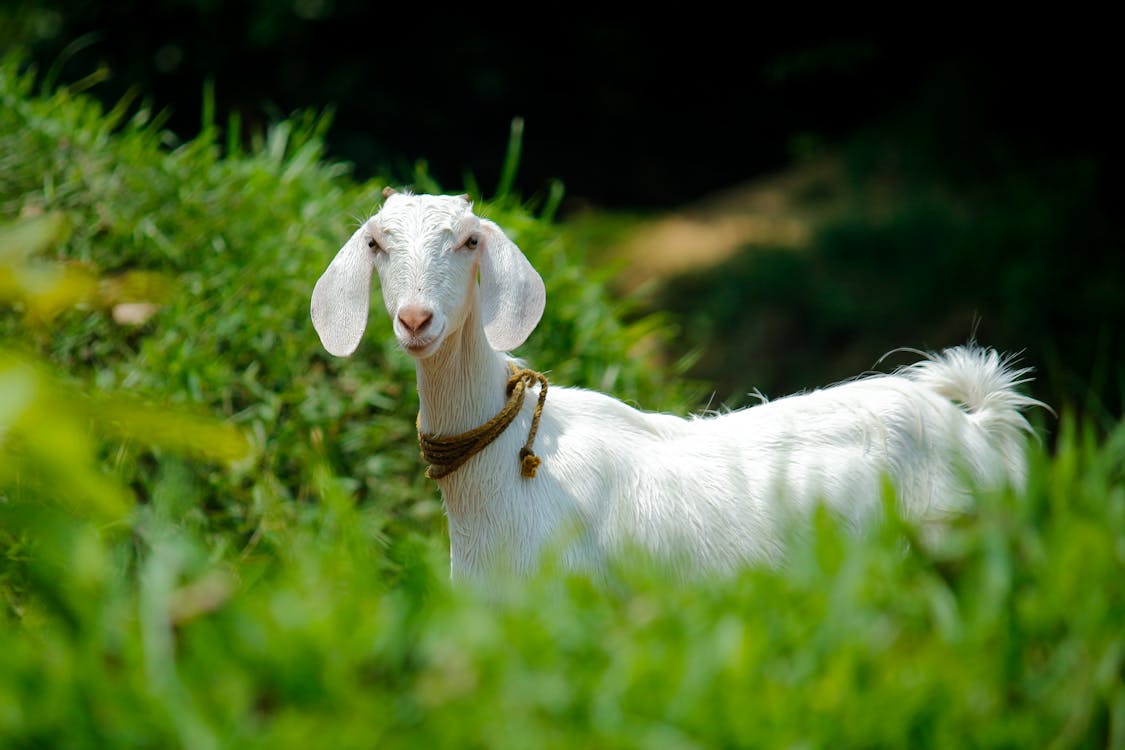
897, 345, 1046, 438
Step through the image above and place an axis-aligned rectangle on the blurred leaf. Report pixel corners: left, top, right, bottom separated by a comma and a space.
93, 395, 250, 463
0, 211, 68, 264
0, 353, 133, 521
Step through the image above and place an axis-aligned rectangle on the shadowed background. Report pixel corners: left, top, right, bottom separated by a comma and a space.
6, 5, 1122, 425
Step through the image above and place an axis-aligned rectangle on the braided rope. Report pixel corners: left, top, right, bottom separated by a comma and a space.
418, 364, 548, 480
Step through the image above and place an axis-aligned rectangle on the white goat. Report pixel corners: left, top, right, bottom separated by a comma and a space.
311, 191, 1040, 582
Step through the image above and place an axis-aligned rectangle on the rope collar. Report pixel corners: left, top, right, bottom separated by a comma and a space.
418, 363, 548, 480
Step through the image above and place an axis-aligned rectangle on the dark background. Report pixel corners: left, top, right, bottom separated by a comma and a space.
5, 4, 1123, 424
11, 5, 1117, 210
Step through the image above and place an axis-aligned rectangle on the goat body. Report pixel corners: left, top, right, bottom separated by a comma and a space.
311, 192, 1039, 581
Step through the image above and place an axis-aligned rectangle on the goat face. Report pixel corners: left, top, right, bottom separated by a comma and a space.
311, 193, 546, 358
371, 193, 481, 359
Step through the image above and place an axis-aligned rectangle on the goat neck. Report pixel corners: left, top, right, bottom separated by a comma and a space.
414, 298, 510, 439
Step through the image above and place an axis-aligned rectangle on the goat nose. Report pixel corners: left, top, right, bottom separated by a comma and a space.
398, 305, 433, 335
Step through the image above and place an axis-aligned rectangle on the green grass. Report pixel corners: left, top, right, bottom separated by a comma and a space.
2, 56, 1124, 748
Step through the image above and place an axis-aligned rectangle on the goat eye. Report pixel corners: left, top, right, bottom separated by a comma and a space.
463, 236, 479, 251
367, 237, 381, 252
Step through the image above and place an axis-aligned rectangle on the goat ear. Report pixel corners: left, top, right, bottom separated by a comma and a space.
310, 226, 374, 357
478, 219, 545, 351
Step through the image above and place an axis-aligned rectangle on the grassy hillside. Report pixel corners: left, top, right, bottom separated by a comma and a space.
2, 57, 1123, 748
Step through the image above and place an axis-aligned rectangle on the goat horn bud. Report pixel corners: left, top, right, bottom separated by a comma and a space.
382, 186, 398, 199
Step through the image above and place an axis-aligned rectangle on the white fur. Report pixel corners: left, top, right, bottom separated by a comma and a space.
311, 193, 1042, 582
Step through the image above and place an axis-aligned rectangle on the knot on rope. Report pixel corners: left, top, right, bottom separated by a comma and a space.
519, 447, 542, 479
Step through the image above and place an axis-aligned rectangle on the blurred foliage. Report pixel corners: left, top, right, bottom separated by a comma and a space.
2, 54, 1124, 748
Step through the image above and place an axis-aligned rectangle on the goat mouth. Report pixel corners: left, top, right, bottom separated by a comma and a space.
401, 332, 442, 357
